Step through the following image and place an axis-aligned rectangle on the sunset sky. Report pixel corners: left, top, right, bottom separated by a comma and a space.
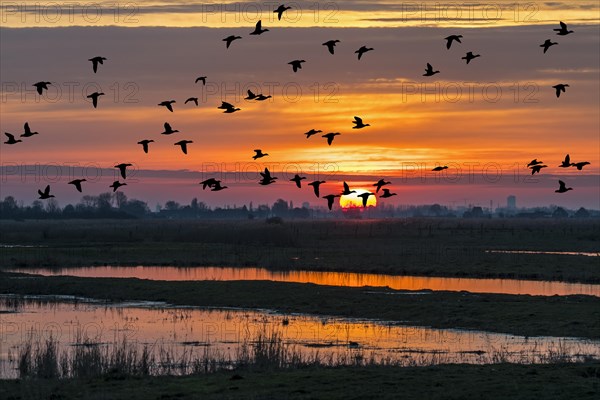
1, 1, 599, 209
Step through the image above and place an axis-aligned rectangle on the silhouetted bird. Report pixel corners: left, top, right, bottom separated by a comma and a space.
572, 161, 590, 170
541, 39, 558, 53
341, 181, 356, 196
68, 179, 87, 192
322, 132, 340, 146
223, 35, 242, 48
161, 122, 179, 135
250, 20, 269, 35
462, 51, 480, 64
288, 60, 305, 72
323, 194, 340, 210
445, 35, 462, 49
259, 167, 277, 185
38, 185, 54, 199
352, 116, 370, 129
33, 81, 51, 95
20, 122, 38, 137
290, 174, 306, 188
305, 129, 322, 138
552, 84, 569, 98
195, 76, 207, 85
211, 181, 228, 191
115, 163, 132, 179
423, 63, 440, 76
87, 92, 104, 108
554, 21, 573, 36
3, 132, 22, 144
530, 164, 547, 175
357, 192, 374, 207
559, 154, 572, 168
527, 159, 543, 167
89, 56, 106, 73
355, 46, 373, 60
308, 180, 325, 197
373, 179, 390, 193
555, 180, 572, 193
255, 94, 272, 101
200, 178, 220, 190
109, 181, 126, 192
322, 40, 340, 54
175, 140, 193, 154
159, 100, 176, 112
253, 149, 269, 160
185, 97, 199, 106
432, 166, 448, 171
245, 90, 257, 100
218, 101, 240, 113
274, 4, 291, 20
137, 139, 154, 153
380, 188, 397, 198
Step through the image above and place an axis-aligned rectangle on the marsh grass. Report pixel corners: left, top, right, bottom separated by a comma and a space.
14, 328, 598, 380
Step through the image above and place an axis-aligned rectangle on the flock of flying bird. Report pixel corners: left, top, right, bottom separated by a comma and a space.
2, 10, 590, 208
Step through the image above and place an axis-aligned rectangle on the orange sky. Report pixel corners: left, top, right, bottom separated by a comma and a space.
1, 2, 599, 208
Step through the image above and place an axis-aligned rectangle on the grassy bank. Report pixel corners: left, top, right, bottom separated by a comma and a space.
1, 218, 599, 283
2, 362, 599, 400
2, 272, 599, 339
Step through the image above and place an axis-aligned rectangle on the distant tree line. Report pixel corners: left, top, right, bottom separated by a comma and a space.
0, 195, 595, 220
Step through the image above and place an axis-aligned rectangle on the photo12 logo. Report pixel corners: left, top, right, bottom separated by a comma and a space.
0, 2, 140, 24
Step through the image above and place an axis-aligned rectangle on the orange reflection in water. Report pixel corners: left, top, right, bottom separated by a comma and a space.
1, 298, 599, 379
12, 266, 600, 297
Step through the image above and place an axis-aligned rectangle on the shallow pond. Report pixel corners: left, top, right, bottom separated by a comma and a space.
1, 296, 599, 378
9, 266, 600, 297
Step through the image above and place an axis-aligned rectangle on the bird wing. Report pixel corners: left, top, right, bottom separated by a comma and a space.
5, 132, 14, 140
565, 154, 570, 164
354, 116, 363, 124
256, 20, 262, 30
24, 122, 31, 134
92, 96, 98, 108
92, 60, 98, 73
343, 182, 350, 192
181, 143, 188, 154
558, 180, 566, 189
44, 185, 50, 195
222, 101, 234, 109
164, 122, 172, 131
427, 63, 432, 70
560, 21, 567, 29
446, 38, 452, 49
166, 103, 173, 112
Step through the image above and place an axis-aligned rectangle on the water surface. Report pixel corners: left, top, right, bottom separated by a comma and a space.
1, 296, 598, 378
10, 266, 600, 297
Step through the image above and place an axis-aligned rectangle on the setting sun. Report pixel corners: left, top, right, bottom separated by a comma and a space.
340, 189, 377, 209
